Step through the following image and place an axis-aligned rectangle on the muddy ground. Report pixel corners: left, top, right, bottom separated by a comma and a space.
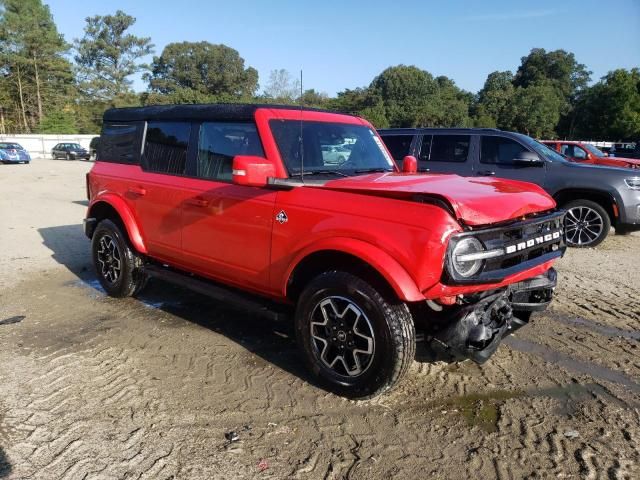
0, 159, 639, 479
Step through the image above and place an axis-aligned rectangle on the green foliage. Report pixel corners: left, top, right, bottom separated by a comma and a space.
36, 110, 77, 133
0, 0, 75, 132
0, 5, 633, 143
329, 65, 472, 128
474, 71, 514, 128
502, 83, 564, 138
574, 69, 640, 141
146, 42, 257, 100
74, 10, 154, 101
514, 48, 591, 99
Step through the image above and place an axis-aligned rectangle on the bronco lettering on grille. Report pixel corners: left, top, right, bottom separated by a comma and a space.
505, 230, 562, 254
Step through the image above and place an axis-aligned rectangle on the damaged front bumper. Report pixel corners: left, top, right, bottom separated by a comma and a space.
424, 268, 557, 364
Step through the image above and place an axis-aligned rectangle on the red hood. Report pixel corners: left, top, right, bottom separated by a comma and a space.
321, 173, 556, 226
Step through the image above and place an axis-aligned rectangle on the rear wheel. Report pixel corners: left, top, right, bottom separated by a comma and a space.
91, 219, 147, 297
563, 199, 610, 248
295, 271, 415, 399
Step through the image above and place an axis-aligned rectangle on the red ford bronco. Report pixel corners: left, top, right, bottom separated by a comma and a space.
84, 104, 565, 398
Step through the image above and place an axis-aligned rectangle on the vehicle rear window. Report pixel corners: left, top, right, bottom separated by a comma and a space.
143, 121, 191, 175
480, 136, 528, 165
420, 135, 470, 164
99, 122, 142, 164
380, 134, 413, 161
197, 122, 264, 181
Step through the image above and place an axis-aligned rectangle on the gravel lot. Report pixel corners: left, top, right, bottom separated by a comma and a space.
1, 159, 639, 479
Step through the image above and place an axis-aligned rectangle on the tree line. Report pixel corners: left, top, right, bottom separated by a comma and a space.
1, 0, 638, 141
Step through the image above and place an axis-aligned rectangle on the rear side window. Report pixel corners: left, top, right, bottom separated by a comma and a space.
197, 122, 264, 181
99, 122, 142, 164
381, 134, 413, 161
143, 121, 191, 175
480, 136, 527, 165
420, 135, 470, 163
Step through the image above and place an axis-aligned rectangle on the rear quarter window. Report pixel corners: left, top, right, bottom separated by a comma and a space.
380, 134, 413, 161
98, 122, 143, 164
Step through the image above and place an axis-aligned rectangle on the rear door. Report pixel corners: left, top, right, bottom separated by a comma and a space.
416, 133, 474, 175
475, 134, 547, 186
180, 121, 277, 292
129, 121, 192, 263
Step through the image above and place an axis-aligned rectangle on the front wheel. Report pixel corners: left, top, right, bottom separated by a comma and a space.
563, 199, 611, 248
295, 271, 415, 399
91, 219, 147, 297
66, 153, 72, 160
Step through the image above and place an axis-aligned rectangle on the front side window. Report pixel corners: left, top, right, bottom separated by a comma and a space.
480, 136, 528, 165
0, 143, 22, 149
144, 121, 191, 175
420, 135, 470, 163
582, 143, 605, 158
197, 122, 264, 181
381, 134, 413, 161
270, 120, 394, 176
572, 146, 588, 159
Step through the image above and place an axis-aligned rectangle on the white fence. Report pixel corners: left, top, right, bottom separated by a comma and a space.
0, 134, 97, 158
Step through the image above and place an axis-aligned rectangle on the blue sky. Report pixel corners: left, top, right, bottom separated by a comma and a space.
47, 0, 640, 95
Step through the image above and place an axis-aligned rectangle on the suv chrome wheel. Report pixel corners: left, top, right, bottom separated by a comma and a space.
310, 296, 375, 378
565, 206, 604, 246
97, 234, 122, 283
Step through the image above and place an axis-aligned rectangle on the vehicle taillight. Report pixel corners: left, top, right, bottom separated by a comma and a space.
86, 172, 90, 200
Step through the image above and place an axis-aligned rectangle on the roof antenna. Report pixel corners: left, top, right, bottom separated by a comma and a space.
299, 69, 305, 184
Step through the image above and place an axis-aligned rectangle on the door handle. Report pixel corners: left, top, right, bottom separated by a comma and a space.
128, 186, 147, 196
477, 170, 496, 176
186, 197, 208, 207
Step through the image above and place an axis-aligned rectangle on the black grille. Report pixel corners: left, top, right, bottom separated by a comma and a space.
444, 211, 566, 285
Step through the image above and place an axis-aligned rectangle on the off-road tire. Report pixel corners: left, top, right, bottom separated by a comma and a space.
295, 271, 415, 399
91, 219, 147, 297
563, 199, 611, 248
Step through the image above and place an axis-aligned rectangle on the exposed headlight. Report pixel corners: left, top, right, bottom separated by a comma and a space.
625, 177, 640, 190
452, 237, 485, 278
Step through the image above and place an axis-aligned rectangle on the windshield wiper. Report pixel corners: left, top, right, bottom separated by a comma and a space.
290, 170, 349, 177
354, 168, 394, 173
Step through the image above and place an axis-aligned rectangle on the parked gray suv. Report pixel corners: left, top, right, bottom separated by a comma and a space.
379, 128, 640, 247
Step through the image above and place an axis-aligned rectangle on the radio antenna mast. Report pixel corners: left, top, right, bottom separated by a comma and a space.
299, 69, 304, 183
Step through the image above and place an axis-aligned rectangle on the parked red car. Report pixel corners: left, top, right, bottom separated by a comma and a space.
84, 104, 565, 398
542, 140, 640, 169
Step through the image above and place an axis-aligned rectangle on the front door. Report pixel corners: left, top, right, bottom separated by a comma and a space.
475, 135, 547, 187
180, 121, 277, 293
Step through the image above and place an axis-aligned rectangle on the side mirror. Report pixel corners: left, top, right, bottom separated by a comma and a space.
402, 155, 418, 173
232, 155, 275, 187
512, 151, 544, 167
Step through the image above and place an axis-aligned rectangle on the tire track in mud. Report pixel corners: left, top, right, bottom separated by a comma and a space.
1, 267, 640, 479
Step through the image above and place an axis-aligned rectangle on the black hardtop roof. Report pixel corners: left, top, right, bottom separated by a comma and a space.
104, 103, 337, 122
377, 127, 505, 134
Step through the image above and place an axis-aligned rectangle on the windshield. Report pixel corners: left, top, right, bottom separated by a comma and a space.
270, 120, 396, 176
583, 143, 606, 157
69, 143, 83, 149
0, 143, 21, 149
514, 133, 567, 162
